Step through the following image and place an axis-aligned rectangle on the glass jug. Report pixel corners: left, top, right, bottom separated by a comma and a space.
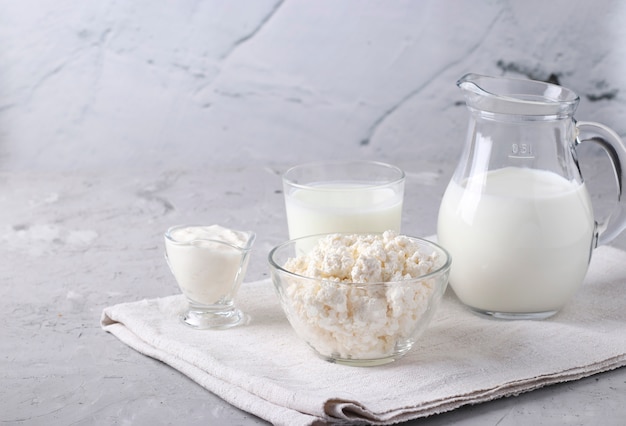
437, 73, 626, 320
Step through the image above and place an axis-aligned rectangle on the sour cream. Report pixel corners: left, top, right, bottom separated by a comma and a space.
164, 225, 255, 306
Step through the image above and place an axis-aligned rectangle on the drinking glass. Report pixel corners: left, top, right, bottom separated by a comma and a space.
282, 160, 405, 247
164, 225, 255, 329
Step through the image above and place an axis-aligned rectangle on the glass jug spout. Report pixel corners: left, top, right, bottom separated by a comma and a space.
457, 73, 579, 117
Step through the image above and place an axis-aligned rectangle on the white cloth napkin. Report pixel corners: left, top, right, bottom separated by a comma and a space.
101, 245, 626, 426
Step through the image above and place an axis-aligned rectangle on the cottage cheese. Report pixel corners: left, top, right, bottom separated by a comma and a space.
282, 231, 440, 360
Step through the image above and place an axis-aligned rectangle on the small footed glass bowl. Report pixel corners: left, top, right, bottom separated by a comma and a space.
268, 233, 451, 367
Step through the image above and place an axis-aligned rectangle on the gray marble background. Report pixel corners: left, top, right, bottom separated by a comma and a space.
2, 1, 626, 425
2, 0, 626, 172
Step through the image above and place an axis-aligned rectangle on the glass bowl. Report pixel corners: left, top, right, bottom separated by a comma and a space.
268, 233, 451, 366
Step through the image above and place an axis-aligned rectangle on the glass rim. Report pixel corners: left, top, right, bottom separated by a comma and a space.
457, 73, 579, 117
268, 232, 451, 285
164, 224, 256, 251
282, 160, 406, 191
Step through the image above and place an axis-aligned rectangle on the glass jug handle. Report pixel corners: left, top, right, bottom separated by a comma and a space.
576, 121, 626, 246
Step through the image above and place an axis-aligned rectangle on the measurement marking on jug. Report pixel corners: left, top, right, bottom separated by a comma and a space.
509, 143, 534, 159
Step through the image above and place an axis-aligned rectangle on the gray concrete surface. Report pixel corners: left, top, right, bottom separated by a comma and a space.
2, 163, 625, 425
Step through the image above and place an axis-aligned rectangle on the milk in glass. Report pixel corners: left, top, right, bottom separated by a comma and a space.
285, 183, 403, 240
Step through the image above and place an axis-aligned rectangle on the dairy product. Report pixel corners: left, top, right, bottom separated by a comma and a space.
281, 231, 440, 359
285, 183, 402, 240
438, 167, 594, 314
165, 225, 253, 306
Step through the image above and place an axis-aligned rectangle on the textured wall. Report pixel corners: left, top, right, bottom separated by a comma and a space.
1, 0, 625, 171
